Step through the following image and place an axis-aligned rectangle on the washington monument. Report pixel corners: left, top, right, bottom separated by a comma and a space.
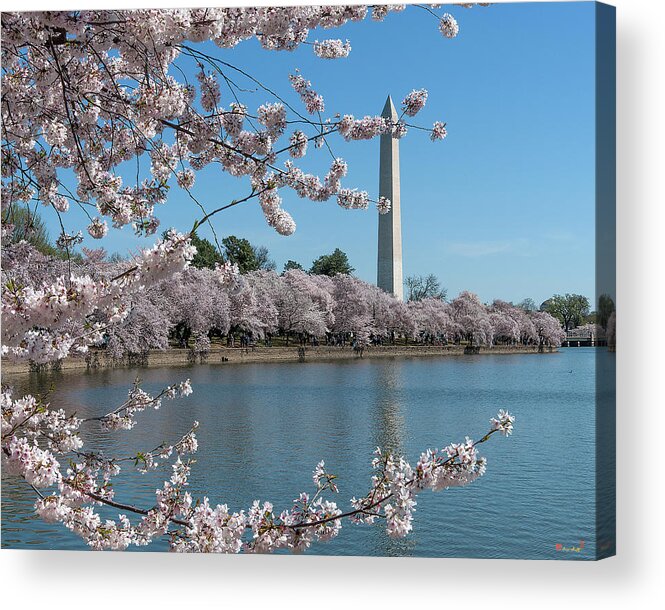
377, 95, 404, 301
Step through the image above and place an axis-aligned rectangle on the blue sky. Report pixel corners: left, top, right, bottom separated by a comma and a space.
45, 2, 597, 306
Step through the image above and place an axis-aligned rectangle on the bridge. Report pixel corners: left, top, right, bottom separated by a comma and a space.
564, 326, 607, 347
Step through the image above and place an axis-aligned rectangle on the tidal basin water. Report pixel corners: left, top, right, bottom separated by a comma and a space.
2, 348, 614, 559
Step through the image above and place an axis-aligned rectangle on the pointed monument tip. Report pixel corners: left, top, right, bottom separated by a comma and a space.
381, 95, 397, 119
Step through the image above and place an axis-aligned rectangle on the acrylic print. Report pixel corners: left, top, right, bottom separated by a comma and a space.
0, 2, 616, 559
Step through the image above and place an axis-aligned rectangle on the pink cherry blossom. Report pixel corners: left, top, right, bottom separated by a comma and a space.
439, 13, 460, 38
313, 39, 352, 59
402, 89, 428, 117
431, 121, 448, 141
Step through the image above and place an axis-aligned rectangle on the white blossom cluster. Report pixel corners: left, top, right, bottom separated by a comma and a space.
289, 130, 309, 158
439, 13, 460, 38
490, 409, 515, 436
313, 39, 352, 59
2, 381, 202, 550
214, 260, 241, 287
99, 378, 193, 431
197, 69, 221, 112
87, 217, 109, 240
176, 168, 196, 190
431, 121, 448, 141
402, 89, 429, 117
1, 230, 195, 363
289, 72, 325, 115
348, 427, 502, 538
376, 196, 392, 214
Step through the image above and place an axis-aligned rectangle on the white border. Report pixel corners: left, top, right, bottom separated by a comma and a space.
1, 1, 663, 607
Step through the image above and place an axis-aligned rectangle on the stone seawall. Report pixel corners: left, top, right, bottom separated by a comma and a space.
1, 344, 556, 376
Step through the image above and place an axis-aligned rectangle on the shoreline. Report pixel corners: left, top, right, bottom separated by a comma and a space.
1, 344, 557, 376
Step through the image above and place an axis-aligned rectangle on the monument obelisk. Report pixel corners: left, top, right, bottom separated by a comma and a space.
377, 95, 404, 300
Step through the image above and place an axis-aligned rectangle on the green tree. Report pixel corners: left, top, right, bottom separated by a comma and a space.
1, 204, 59, 256
283, 260, 304, 273
404, 274, 447, 301
222, 235, 259, 274
585, 311, 598, 325
310, 248, 354, 276
597, 294, 616, 330
541, 293, 590, 331
190, 234, 224, 269
192, 235, 275, 273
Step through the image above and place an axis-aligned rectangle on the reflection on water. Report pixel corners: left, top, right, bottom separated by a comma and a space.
369, 360, 413, 557
1, 348, 613, 559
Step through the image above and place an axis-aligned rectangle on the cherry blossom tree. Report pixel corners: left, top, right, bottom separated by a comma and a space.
233, 270, 279, 339
104, 290, 171, 362
275, 269, 331, 341
489, 300, 522, 345
1, 4, 521, 553
408, 297, 456, 343
512, 307, 539, 345
450, 291, 494, 346
531, 310, 567, 347
330, 274, 374, 342
366, 282, 409, 341
160, 266, 232, 350
105, 275, 565, 355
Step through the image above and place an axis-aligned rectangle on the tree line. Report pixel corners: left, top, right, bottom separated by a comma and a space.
101, 266, 569, 358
